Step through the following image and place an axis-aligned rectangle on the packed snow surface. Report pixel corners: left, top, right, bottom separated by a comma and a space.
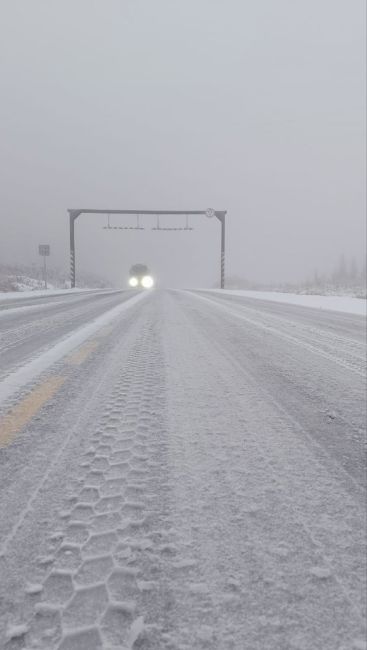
0, 289, 365, 649
204, 288, 366, 315
0, 287, 112, 301
0, 291, 147, 405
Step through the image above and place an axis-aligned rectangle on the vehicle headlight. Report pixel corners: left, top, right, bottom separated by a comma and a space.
141, 275, 154, 288
129, 276, 138, 287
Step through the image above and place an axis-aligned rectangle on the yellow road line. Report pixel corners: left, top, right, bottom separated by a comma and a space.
0, 376, 65, 448
65, 341, 99, 366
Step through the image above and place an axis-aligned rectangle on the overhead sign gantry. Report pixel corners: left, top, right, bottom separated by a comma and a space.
67, 208, 227, 289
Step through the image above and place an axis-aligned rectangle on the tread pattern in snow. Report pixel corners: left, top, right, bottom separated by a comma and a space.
5, 326, 166, 649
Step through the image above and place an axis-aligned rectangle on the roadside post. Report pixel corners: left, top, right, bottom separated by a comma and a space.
38, 244, 50, 290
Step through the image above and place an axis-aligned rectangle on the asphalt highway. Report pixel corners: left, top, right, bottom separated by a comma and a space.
0, 289, 365, 650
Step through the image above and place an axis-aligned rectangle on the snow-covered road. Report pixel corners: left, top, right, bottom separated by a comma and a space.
0, 290, 365, 649
0, 290, 136, 383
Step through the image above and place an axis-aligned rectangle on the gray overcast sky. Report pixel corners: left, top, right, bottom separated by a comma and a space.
0, 0, 365, 287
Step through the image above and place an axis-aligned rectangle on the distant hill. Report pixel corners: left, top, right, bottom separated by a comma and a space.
218, 274, 366, 299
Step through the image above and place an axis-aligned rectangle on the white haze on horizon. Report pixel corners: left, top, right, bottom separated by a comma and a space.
0, 0, 365, 288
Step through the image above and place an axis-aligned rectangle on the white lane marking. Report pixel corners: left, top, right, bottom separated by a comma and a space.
0, 292, 148, 407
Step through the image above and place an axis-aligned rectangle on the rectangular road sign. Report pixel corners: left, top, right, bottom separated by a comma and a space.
39, 244, 50, 256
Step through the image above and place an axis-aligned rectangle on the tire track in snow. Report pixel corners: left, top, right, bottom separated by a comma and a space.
189, 291, 366, 378
1, 291, 365, 650
159, 291, 366, 649
2, 309, 170, 648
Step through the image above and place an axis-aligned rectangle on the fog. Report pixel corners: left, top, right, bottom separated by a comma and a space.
0, 0, 365, 288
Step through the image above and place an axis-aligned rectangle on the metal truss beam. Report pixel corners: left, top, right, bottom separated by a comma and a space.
68, 208, 227, 290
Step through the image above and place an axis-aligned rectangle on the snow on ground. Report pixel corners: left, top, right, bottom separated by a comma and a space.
0, 274, 59, 293
0, 287, 110, 301
0, 291, 148, 406
202, 289, 367, 316
0, 300, 68, 319
0, 290, 365, 649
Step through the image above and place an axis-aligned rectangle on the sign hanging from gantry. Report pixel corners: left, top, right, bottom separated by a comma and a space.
67, 208, 227, 289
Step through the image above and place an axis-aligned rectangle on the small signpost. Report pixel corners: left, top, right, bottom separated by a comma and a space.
39, 244, 50, 289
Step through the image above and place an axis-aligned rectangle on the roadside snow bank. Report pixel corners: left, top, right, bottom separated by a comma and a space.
203, 290, 366, 316
0, 288, 111, 301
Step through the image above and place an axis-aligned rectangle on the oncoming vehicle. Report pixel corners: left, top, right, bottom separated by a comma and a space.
128, 264, 154, 289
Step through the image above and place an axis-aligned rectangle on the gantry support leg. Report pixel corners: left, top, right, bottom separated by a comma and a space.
215, 211, 226, 289
69, 210, 80, 288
